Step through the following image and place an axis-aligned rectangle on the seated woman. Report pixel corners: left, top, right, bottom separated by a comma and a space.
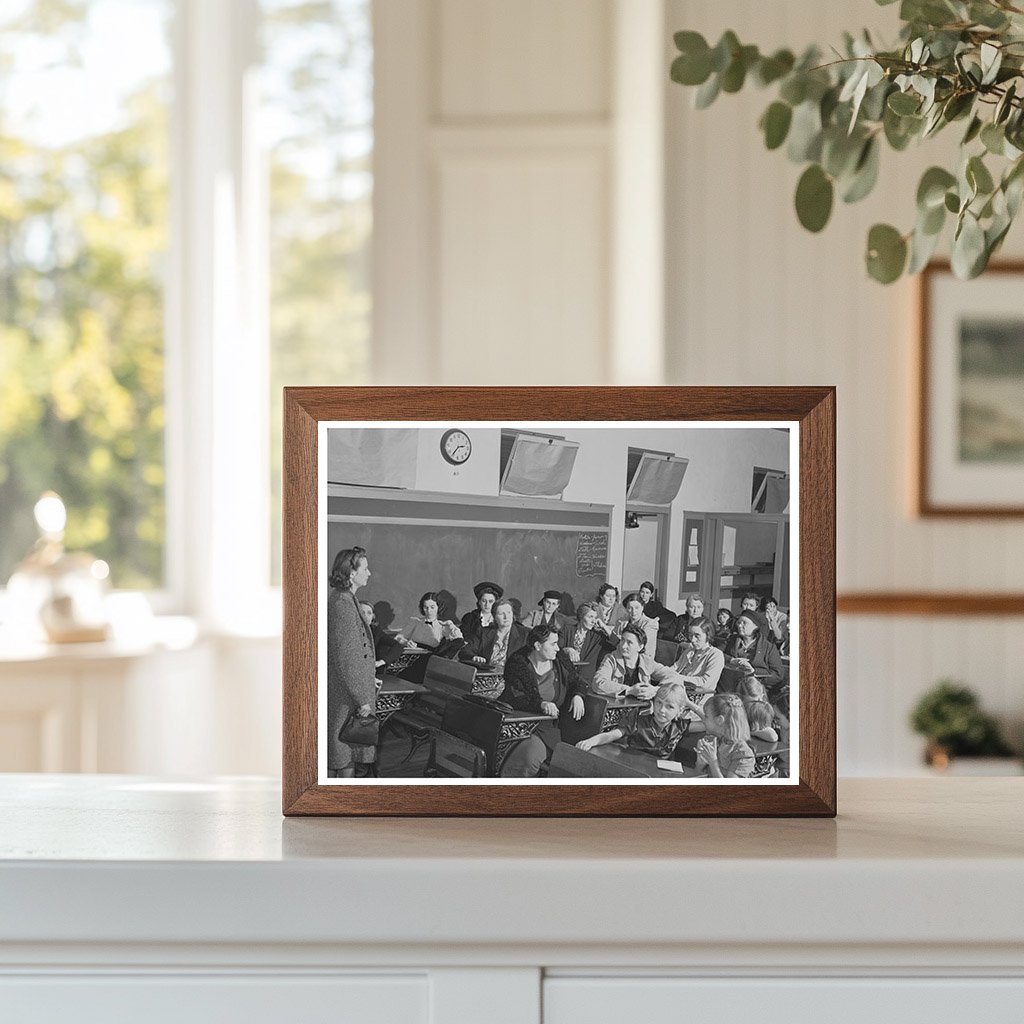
592, 582, 623, 638
500, 624, 586, 778
713, 608, 734, 649
398, 591, 465, 659
459, 581, 503, 642
592, 624, 680, 700
671, 616, 724, 704
638, 580, 675, 637
459, 598, 528, 673
521, 590, 571, 632
613, 593, 659, 658
760, 595, 789, 653
358, 601, 406, 671
721, 611, 785, 691
670, 593, 706, 643
558, 601, 618, 687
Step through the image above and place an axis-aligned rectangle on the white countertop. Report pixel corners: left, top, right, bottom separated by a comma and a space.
1, 775, 1022, 953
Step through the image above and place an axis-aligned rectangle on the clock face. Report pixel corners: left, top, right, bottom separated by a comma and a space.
441, 428, 472, 465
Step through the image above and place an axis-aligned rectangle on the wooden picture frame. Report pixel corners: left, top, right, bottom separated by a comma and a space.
917, 260, 1024, 517
282, 387, 836, 816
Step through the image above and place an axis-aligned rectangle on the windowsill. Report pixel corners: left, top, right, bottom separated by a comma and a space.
0, 616, 202, 665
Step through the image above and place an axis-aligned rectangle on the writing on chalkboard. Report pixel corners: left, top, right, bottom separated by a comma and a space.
576, 531, 609, 578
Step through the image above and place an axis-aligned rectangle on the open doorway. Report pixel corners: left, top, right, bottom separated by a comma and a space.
622, 508, 668, 602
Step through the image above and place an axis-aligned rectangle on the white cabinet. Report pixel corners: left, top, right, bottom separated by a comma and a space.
545, 977, 1024, 1023
1, 777, 1022, 1023
0, 975, 428, 1024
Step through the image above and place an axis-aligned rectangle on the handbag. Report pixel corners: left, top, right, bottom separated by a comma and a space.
338, 709, 380, 746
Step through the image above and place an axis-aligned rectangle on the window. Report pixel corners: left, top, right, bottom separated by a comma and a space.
0, 0, 374, 622
262, 0, 373, 581
752, 467, 789, 513
0, 0, 172, 589
625, 447, 688, 505
499, 430, 579, 498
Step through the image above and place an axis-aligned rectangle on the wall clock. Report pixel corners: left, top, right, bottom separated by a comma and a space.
440, 428, 472, 465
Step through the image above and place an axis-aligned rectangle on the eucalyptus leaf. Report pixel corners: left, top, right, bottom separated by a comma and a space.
822, 128, 864, 178
951, 211, 986, 278
917, 166, 957, 210
694, 73, 721, 109
908, 221, 943, 273
866, 223, 908, 283
970, 2, 1009, 30
962, 115, 983, 145
888, 90, 921, 115
754, 49, 795, 87
760, 101, 793, 150
721, 45, 759, 93
944, 190, 961, 213
921, 199, 946, 235
795, 164, 834, 232
779, 73, 807, 106
787, 100, 823, 162
981, 122, 1005, 155
967, 154, 995, 195
980, 42, 1002, 86
995, 82, 1017, 124
842, 137, 881, 203
710, 31, 740, 74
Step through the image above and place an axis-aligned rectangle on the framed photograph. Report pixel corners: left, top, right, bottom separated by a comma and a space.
282, 387, 835, 816
918, 261, 1024, 516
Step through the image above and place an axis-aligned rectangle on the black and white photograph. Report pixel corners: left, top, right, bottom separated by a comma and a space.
318, 421, 797, 784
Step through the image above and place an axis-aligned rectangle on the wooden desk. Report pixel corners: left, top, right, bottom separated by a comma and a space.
587, 744, 702, 778
374, 676, 426, 724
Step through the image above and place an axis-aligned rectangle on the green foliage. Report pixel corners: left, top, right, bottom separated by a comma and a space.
909, 680, 1015, 756
0, 4, 168, 588
670, 0, 1024, 283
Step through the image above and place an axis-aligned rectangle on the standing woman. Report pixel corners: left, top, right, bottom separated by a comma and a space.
327, 546, 378, 778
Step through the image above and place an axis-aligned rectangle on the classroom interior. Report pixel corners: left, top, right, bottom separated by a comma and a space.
325, 424, 792, 780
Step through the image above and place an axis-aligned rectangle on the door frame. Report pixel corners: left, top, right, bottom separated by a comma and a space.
624, 503, 670, 602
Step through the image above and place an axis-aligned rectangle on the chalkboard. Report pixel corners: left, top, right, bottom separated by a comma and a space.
575, 531, 608, 578
328, 519, 611, 629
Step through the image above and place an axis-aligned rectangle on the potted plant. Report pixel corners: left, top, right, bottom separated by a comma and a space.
910, 679, 1019, 772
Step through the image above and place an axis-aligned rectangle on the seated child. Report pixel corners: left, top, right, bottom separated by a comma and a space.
575, 681, 691, 759
736, 675, 789, 736
691, 692, 755, 779
744, 699, 779, 743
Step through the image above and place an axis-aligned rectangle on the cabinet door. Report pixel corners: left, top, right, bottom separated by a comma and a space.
0, 974, 428, 1024
545, 977, 1024, 1024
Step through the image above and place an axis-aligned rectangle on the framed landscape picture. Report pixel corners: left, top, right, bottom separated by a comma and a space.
918, 262, 1024, 516
282, 387, 836, 816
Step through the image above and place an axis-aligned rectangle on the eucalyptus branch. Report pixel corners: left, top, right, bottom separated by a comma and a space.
670, 1, 1024, 283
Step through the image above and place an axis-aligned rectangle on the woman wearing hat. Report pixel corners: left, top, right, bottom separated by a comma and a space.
722, 611, 785, 690
460, 581, 503, 642
521, 590, 570, 632
459, 598, 528, 672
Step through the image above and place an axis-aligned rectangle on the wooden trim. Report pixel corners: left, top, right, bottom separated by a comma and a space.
916, 260, 1024, 518
839, 592, 1024, 616
282, 387, 836, 817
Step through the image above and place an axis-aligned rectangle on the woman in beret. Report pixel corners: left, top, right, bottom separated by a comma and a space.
459, 581, 503, 642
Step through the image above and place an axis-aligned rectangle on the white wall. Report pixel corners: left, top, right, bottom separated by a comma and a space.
665, 0, 1024, 772
387, 426, 788, 612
